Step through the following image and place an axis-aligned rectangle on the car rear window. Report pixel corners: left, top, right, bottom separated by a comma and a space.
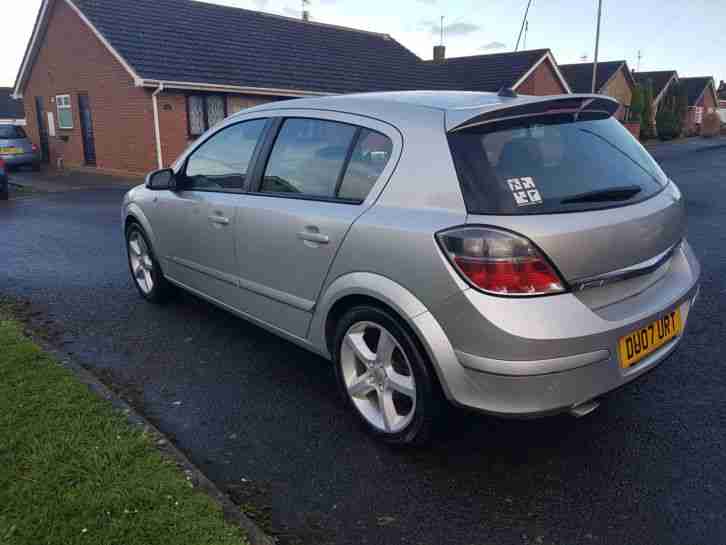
0, 125, 27, 139
447, 114, 668, 214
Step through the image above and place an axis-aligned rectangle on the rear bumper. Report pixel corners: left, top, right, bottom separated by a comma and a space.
1, 152, 39, 166
416, 241, 701, 416
454, 293, 694, 417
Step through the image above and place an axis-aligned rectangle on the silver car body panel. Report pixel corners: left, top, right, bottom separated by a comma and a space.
123, 91, 701, 417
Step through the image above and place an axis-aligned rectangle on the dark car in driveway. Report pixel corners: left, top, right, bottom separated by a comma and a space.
0, 125, 40, 171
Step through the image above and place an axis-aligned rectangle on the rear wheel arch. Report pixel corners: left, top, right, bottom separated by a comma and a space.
317, 275, 449, 399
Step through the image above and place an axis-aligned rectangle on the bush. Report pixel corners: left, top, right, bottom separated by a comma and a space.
656, 110, 680, 140
701, 112, 721, 138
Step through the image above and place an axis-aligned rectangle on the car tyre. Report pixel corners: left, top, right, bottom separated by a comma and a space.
125, 222, 174, 303
333, 304, 444, 446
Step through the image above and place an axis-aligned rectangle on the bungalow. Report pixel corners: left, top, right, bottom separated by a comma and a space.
716, 80, 726, 123
0, 88, 25, 125
679, 77, 719, 134
12, 0, 571, 176
632, 70, 679, 132
559, 60, 636, 120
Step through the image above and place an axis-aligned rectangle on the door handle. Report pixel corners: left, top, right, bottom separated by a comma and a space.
208, 215, 230, 225
297, 231, 330, 244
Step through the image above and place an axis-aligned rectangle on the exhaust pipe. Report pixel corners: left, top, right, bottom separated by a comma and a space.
569, 399, 600, 418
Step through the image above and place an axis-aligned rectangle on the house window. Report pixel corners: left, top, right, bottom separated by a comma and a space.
55, 94, 73, 129
187, 94, 227, 137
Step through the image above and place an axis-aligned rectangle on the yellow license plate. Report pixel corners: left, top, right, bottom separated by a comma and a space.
0, 147, 21, 155
619, 308, 682, 369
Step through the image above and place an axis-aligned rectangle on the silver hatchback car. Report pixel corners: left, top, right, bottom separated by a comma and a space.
123, 91, 700, 445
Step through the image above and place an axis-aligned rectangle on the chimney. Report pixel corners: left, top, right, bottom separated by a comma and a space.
433, 45, 446, 62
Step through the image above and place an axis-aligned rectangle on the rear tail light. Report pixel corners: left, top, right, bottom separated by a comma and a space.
0, 158, 5, 169
31, 143, 38, 152
437, 227, 566, 296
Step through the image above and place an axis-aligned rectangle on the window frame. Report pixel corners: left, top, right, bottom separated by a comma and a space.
249, 117, 382, 205
171, 110, 401, 205
186, 92, 228, 138
179, 118, 270, 194
55, 94, 73, 130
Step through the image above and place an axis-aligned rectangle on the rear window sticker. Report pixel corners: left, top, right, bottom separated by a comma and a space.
507, 177, 542, 207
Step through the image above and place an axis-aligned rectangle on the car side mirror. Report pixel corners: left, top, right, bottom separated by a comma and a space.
145, 168, 176, 190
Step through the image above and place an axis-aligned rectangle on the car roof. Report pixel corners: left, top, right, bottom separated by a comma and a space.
241, 90, 604, 132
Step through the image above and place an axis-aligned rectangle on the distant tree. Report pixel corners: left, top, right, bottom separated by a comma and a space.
676, 84, 689, 130
629, 84, 644, 122
656, 109, 680, 140
640, 82, 655, 139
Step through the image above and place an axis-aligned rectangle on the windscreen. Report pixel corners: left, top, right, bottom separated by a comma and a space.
0, 125, 27, 139
447, 114, 668, 214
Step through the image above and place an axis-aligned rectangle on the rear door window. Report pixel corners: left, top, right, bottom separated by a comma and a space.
260, 118, 357, 198
448, 115, 668, 214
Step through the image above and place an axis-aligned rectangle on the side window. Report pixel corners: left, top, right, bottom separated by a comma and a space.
185, 119, 266, 191
337, 129, 393, 202
260, 118, 357, 197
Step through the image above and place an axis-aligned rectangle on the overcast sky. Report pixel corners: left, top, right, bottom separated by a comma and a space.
3, 0, 725, 88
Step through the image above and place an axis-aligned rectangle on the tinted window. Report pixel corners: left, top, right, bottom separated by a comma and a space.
337, 129, 393, 202
185, 119, 266, 191
448, 115, 668, 214
0, 125, 27, 139
260, 118, 357, 197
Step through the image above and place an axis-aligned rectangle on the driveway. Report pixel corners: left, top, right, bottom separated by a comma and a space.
1, 146, 725, 545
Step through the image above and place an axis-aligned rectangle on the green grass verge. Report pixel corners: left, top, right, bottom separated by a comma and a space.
0, 309, 249, 545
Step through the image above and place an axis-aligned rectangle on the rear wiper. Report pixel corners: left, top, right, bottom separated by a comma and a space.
561, 185, 642, 205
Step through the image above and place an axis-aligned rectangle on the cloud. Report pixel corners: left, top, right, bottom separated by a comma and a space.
479, 41, 506, 51
282, 6, 299, 17
416, 0, 437, 4
252, 0, 268, 7
419, 19, 480, 37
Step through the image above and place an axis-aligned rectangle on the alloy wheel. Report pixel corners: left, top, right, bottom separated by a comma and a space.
128, 232, 155, 295
340, 321, 417, 433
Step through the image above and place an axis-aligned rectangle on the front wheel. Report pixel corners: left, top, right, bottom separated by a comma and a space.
333, 305, 443, 445
125, 223, 174, 303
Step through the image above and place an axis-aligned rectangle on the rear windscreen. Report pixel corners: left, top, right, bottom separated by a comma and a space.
447, 114, 668, 214
0, 125, 27, 139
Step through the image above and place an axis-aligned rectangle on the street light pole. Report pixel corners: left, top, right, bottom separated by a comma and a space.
591, 0, 603, 93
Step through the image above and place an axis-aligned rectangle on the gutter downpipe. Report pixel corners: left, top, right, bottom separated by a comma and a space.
152, 82, 164, 169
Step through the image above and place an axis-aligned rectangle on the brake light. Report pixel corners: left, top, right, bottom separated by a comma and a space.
31, 143, 38, 152
437, 227, 566, 296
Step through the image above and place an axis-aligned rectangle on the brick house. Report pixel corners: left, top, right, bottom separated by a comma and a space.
0, 88, 25, 125
632, 70, 679, 133
559, 60, 636, 120
423, 49, 571, 97
13, 0, 571, 176
679, 77, 719, 134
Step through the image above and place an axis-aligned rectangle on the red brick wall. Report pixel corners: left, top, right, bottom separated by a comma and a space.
22, 0, 156, 175
515, 58, 567, 96
156, 92, 189, 169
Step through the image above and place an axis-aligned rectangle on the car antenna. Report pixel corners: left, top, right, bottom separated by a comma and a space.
497, 86, 518, 98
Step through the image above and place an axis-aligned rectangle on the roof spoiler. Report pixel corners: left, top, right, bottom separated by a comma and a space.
446, 94, 620, 133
